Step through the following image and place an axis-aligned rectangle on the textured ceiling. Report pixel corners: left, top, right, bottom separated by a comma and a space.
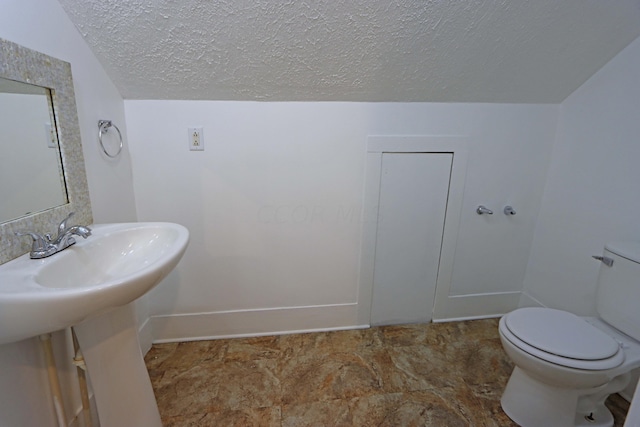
58, 0, 640, 102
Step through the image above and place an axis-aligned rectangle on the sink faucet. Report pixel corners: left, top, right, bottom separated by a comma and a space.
15, 212, 92, 259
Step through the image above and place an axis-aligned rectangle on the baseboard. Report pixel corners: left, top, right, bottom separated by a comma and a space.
147, 294, 526, 342
150, 303, 366, 343
433, 291, 521, 322
138, 316, 153, 355
432, 313, 504, 323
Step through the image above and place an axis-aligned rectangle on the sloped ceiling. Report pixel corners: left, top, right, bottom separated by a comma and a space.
58, 0, 640, 102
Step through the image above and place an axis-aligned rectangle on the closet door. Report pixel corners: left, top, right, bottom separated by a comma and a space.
371, 153, 452, 326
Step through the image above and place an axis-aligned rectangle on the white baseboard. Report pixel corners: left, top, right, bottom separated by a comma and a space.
433, 291, 521, 322
146, 294, 522, 342
149, 303, 366, 343
138, 316, 153, 355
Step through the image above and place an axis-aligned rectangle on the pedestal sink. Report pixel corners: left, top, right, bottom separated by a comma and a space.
0, 222, 189, 426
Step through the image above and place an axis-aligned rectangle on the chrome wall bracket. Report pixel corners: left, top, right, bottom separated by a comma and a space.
476, 205, 493, 215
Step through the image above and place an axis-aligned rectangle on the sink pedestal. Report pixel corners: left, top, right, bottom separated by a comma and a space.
74, 303, 162, 427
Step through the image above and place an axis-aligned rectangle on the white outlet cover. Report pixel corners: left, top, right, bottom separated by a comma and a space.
188, 127, 204, 151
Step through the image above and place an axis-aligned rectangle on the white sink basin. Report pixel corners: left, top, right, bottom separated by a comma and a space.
0, 222, 189, 345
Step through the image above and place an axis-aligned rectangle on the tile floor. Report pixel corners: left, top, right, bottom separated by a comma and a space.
144, 318, 629, 426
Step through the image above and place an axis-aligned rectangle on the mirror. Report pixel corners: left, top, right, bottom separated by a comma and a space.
0, 38, 92, 265
0, 77, 68, 222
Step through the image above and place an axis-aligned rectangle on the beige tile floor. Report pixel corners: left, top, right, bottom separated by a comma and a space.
145, 318, 629, 426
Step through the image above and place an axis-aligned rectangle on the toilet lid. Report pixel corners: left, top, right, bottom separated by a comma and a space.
504, 307, 620, 361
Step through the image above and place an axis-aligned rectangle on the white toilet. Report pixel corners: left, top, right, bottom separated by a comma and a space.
499, 242, 640, 427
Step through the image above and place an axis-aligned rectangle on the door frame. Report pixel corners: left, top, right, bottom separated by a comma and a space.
357, 135, 469, 325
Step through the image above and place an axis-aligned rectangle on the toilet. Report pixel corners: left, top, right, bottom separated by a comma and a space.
498, 242, 640, 427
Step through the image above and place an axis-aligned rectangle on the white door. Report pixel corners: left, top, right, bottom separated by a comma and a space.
371, 153, 452, 326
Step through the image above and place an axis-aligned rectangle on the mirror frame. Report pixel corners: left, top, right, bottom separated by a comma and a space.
0, 38, 92, 265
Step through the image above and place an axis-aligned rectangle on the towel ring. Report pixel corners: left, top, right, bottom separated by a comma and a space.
98, 120, 123, 158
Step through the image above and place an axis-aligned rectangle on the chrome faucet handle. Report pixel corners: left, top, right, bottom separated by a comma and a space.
476, 205, 493, 215
57, 212, 75, 236
15, 231, 48, 250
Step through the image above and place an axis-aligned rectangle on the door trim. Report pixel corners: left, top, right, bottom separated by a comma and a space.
357, 135, 469, 325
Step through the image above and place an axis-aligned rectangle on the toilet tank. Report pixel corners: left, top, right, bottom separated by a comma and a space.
596, 242, 640, 341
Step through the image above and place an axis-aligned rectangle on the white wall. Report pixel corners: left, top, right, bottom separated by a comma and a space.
0, 1, 137, 425
125, 101, 557, 340
522, 36, 640, 315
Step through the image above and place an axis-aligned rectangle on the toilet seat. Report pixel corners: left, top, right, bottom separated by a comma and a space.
501, 307, 624, 371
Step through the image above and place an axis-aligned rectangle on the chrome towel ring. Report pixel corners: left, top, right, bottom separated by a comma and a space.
98, 120, 123, 158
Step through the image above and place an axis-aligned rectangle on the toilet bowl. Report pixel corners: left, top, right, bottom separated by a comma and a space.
499, 242, 640, 427
499, 308, 640, 427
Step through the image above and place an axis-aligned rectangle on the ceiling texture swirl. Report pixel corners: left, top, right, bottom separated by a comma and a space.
59, 0, 640, 102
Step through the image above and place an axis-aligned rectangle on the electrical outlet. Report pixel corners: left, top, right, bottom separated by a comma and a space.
188, 127, 204, 151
